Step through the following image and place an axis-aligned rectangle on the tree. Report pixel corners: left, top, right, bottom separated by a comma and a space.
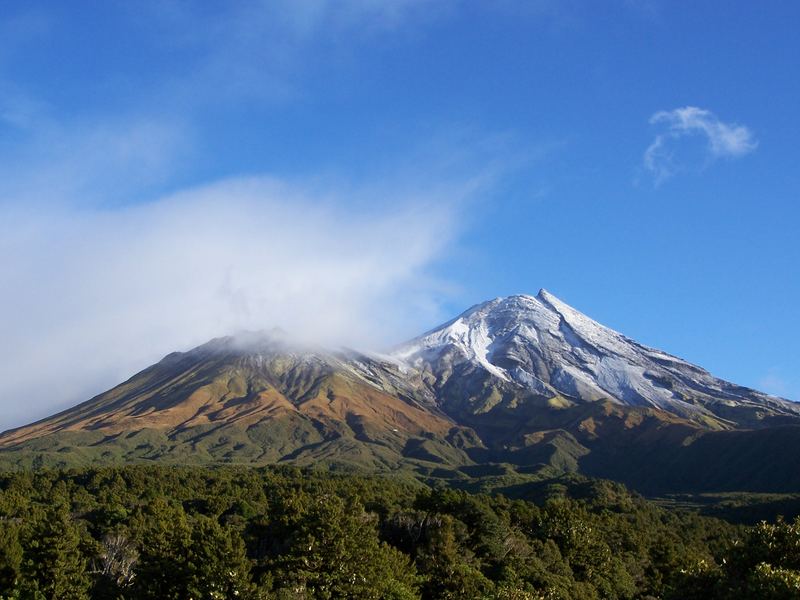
668, 517, 800, 599
183, 516, 255, 600
0, 521, 23, 594
269, 492, 420, 599
130, 498, 257, 599
18, 503, 90, 600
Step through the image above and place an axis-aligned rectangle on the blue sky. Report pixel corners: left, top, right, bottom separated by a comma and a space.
0, 1, 798, 427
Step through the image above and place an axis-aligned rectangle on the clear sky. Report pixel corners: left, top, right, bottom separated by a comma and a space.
0, 1, 798, 429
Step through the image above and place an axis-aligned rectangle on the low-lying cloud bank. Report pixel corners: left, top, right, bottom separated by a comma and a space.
0, 176, 462, 430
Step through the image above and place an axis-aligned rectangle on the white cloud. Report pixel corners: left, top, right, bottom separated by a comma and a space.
0, 2, 538, 433
651, 106, 756, 157
643, 106, 757, 184
0, 176, 466, 431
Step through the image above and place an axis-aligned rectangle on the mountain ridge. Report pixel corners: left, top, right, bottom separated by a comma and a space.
392, 289, 796, 427
1, 290, 798, 494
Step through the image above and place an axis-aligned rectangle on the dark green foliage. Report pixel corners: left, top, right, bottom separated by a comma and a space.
266, 491, 419, 598
0, 464, 789, 599
126, 498, 255, 599
0, 521, 23, 593
18, 500, 91, 599
139, 509, 252, 599
668, 517, 800, 599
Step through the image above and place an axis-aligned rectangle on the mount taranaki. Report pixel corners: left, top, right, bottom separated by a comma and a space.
2, 289, 798, 494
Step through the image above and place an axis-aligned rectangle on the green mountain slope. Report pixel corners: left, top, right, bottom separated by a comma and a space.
2, 296, 799, 497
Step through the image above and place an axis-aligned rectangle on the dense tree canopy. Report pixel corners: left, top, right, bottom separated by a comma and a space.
0, 465, 796, 599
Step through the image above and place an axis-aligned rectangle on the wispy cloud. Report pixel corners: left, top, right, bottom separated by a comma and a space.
643, 106, 757, 184
0, 175, 470, 431
0, 2, 546, 432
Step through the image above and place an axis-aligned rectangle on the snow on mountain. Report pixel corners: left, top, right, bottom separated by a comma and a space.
392, 289, 799, 423
392, 302, 512, 382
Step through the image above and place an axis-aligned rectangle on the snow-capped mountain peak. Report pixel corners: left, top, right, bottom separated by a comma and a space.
392, 296, 512, 381
392, 290, 798, 423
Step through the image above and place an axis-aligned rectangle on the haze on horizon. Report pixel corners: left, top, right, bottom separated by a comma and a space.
0, 1, 798, 431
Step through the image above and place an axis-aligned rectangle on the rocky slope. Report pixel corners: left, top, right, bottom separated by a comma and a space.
1, 291, 798, 493
392, 289, 798, 429
0, 331, 478, 470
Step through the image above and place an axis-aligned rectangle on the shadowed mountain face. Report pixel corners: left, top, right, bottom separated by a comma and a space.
2, 291, 798, 494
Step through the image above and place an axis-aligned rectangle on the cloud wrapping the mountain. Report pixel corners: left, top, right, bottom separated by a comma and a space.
643, 106, 757, 184
0, 177, 462, 430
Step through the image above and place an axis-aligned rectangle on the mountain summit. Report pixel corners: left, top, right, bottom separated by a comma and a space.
1, 291, 798, 493
392, 289, 797, 428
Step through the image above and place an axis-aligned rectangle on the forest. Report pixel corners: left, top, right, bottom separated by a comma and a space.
0, 465, 799, 599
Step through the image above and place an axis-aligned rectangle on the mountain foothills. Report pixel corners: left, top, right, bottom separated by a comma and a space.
2, 290, 798, 494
